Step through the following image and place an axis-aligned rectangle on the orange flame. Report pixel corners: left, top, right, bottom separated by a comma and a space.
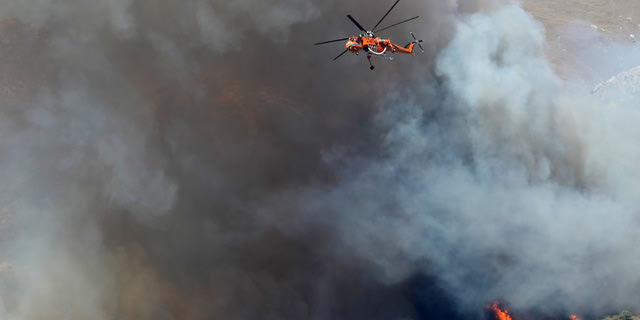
489, 301, 513, 320
487, 301, 581, 320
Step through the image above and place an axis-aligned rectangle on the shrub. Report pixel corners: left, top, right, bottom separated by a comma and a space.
618, 310, 633, 320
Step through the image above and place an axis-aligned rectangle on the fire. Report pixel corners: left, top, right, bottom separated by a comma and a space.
487, 302, 581, 320
489, 301, 513, 320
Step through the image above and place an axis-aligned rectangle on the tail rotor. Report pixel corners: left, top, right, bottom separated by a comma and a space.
410, 32, 424, 53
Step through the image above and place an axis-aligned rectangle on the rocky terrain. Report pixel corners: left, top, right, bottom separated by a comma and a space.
522, 0, 640, 78
521, 0, 640, 38
592, 65, 640, 96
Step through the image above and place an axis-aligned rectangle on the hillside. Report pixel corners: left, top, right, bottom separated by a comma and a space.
521, 0, 640, 78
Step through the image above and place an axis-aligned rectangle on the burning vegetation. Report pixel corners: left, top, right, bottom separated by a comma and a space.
489, 301, 513, 320
488, 301, 640, 320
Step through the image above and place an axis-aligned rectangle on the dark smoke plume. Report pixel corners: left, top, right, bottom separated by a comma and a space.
0, 0, 638, 319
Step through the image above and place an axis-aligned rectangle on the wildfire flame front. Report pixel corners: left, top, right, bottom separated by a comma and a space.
489, 301, 513, 320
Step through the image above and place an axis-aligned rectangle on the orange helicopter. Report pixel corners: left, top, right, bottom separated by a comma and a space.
314, 0, 424, 70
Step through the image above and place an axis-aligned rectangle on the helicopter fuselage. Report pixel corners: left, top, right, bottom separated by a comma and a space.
345, 36, 415, 57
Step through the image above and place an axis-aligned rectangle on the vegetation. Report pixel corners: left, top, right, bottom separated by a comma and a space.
618, 310, 634, 320
602, 310, 636, 320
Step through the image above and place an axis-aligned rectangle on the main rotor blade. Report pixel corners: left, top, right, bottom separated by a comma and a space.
372, 0, 401, 32
314, 37, 349, 45
333, 48, 349, 61
346, 14, 367, 32
373, 15, 419, 33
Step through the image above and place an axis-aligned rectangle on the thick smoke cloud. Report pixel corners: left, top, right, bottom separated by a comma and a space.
281, 3, 640, 318
0, 0, 638, 319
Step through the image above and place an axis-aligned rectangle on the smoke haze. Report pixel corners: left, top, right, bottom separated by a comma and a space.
0, 0, 638, 319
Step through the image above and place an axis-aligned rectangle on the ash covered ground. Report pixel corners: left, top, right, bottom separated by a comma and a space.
0, 1, 638, 320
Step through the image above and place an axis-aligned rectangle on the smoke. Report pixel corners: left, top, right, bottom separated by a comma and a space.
0, 0, 638, 319
283, 3, 640, 318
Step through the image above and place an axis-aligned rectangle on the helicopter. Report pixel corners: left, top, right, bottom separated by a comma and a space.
314, 0, 424, 70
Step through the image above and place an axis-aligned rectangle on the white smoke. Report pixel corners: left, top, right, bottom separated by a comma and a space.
287, 3, 640, 316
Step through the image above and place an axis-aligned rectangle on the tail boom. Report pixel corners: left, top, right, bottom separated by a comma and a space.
391, 42, 415, 55
390, 33, 423, 55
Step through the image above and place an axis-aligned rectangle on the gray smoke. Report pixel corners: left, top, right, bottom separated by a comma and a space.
0, 0, 637, 319
279, 3, 640, 318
